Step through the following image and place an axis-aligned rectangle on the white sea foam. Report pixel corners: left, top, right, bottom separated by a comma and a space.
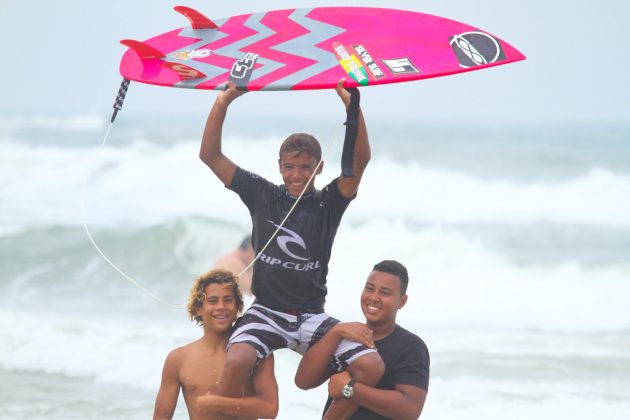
2, 138, 630, 227
0, 114, 106, 132
4, 219, 627, 335
3, 127, 629, 419
326, 221, 630, 334
0, 308, 190, 391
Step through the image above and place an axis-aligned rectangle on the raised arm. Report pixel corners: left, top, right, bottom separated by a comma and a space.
153, 350, 182, 420
199, 82, 245, 187
336, 79, 371, 198
196, 355, 279, 419
294, 322, 375, 390
328, 371, 428, 420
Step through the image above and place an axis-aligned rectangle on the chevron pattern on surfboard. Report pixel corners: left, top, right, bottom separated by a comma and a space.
119, 6, 525, 91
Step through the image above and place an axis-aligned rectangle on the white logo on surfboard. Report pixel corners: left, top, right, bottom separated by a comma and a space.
381, 58, 420, 75
172, 49, 212, 60
449, 31, 505, 68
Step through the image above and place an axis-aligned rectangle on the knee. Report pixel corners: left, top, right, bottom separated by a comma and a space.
347, 352, 385, 386
223, 343, 258, 375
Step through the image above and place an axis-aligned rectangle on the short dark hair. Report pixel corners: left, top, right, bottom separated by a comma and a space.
279, 133, 322, 162
238, 235, 252, 251
373, 260, 409, 295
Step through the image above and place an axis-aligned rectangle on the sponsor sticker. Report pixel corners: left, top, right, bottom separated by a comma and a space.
229, 52, 259, 87
171, 48, 212, 61
381, 58, 420, 75
449, 31, 506, 68
351, 45, 385, 80
162, 62, 205, 80
333, 42, 369, 86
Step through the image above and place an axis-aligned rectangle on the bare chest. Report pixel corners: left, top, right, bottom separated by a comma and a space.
179, 352, 226, 398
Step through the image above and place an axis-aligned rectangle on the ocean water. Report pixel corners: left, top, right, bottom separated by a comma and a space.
1, 113, 629, 419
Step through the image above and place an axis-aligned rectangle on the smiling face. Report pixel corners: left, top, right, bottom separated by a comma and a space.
197, 283, 238, 334
278, 151, 322, 197
361, 270, 408, 330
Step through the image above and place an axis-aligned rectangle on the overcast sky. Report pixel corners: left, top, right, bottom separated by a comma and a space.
1, 0, 628, 125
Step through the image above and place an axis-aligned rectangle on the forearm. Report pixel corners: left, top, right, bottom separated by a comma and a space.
199, 97, 237, 186
207, 395, 277, 419
353, 109, 371, 171
200, 99, 229, 165
348, 383, 425, 420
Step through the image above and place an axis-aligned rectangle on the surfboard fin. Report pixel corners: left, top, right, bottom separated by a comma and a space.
120, 39, 165, 59
161, 62, 207, 80
174, 6, 219, 29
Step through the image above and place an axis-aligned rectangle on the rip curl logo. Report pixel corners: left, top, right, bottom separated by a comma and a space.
267, 221, 309, 261
449, 31, 506, 68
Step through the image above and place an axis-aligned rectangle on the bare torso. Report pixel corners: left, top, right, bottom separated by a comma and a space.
176, 339, 256, 420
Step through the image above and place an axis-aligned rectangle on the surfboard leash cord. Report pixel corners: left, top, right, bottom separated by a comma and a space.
82, 78, 189, 309
82, 79, 322, 310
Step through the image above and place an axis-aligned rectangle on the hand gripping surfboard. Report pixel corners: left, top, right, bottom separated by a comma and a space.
119, 6, 525, 91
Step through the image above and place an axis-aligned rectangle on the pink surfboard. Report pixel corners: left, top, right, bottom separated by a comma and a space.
119, 6, 525, 91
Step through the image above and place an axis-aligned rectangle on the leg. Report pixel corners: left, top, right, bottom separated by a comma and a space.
323, 352, 385, 420
218, 342, 258, 397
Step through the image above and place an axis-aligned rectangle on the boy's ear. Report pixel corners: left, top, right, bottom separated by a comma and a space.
398, 294, 408, 309
316, 161, 324, 174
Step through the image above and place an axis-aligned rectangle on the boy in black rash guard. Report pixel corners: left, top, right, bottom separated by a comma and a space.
296, 260, 430, 419
196, 79, 384, 419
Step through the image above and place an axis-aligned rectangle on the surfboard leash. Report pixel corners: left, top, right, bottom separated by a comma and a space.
81, 78, 336, 309
341, 87, 360, 178
82, 78, 188, 310
111, 78, 131, 123
84, 79, 323, 310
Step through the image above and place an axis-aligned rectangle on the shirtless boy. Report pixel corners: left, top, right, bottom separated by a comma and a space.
152, 269, 278, 420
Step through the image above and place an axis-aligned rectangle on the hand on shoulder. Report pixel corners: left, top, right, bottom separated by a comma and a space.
334, 322, 375, 348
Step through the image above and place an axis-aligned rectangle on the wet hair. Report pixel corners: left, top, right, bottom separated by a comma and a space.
279, 133, 322, 162
373, 260, 409, 295
238, 235, 252, 251
187, 269, 244, 325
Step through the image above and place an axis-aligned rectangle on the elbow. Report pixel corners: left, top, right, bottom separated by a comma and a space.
294, 370, 323, 390
199, 150, 211, 167
294, 375, 313, 391
357, 152, 371, 172
401, 394, 426, 419
262, 401, 279, 419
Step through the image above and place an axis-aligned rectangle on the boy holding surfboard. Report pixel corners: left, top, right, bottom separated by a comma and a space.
197, 79, 383, 418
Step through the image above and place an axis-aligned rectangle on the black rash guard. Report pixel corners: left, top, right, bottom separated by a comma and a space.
229, 167, 354, 310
